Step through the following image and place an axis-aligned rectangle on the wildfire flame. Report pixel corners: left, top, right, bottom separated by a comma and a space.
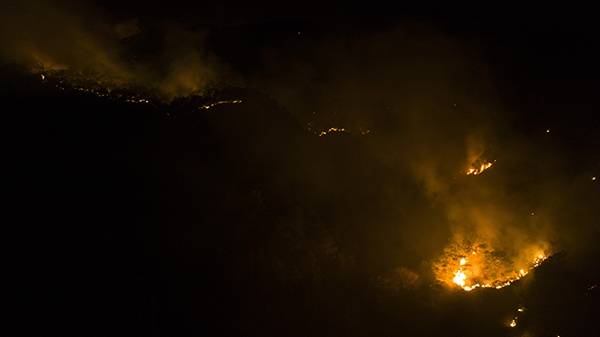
433, 239, 550, 292
466, 161, 494, 175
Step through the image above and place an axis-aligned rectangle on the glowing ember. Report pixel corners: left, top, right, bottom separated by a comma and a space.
433, 238, 550, 291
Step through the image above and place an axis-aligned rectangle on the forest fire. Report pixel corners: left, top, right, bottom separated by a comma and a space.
433, 239, 550, 291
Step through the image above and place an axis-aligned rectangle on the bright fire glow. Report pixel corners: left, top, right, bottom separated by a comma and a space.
453, 270, 467, 287
434, 239, 550, 292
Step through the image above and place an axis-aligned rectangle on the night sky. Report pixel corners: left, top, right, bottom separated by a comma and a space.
2, 1, 599, 336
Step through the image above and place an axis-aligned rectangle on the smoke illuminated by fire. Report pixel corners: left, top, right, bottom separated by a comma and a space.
433, 238, 550, 291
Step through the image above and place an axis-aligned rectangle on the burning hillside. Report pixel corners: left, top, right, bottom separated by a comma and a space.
36, 68, 155, 104
3, 2, 599, 336
433, 237, 550, 291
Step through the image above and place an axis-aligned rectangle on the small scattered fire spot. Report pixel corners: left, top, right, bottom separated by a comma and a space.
318, 127, 346, 137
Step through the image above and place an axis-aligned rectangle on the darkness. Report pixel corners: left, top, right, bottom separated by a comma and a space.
2, 2, 599, 337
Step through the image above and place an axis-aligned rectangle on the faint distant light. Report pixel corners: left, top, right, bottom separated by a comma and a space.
40, 74, 45, 80
593, 176, 597, 181
297, 31, 302, 36
530, 211, 535, 216
517, 307, 525, 312
546, 129, 551, 133
509, 318, 517, 327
